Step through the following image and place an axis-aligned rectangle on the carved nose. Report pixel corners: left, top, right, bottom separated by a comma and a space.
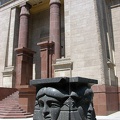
42, 104, 49, 116
88, 103, 93, 112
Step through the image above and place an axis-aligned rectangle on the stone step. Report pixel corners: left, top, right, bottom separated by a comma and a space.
0, 109, 22, 111
0, 102, 19, 105
0, 99, 18, 102
0, 91, 33, 118
0, 104, 18, 106
0, 116, 26, 119
0, 110, 26, 113
0, 114, 33, 118
0, 108, 25, 112
0, 104, 19, 106
0, 99, 19, 101
0, 107, 22, 109
0, 112, 31, 115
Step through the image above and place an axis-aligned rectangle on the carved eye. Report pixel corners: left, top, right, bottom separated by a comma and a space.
49, 102, 60, 108
38, 100, 44, 108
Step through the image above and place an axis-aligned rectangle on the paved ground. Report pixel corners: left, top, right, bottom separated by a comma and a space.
97, 111, 120, 120
0, 111, 120, 120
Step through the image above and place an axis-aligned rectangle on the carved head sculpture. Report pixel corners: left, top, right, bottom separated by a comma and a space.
70, 86, 96, 120
35, 86, 96, 120
31, 77, 97, 120
35, 87, 68, 120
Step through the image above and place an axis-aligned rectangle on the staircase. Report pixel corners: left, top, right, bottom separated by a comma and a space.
0, 91, 33, 118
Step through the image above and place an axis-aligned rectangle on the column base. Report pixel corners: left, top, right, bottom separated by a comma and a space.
17, 86, 36, 114
118, 87, 120, 110
37, 41, 54, 78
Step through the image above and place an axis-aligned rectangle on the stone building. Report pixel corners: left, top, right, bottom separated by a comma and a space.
0, 0, 120, 118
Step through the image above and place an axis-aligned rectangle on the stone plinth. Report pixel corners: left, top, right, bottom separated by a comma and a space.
37, 41, 54, 78
30, 77, 98, 120
92, 84, 119, 115
18, 85, 36, 114
15, 47, 35, 87
15, 47, 36, 113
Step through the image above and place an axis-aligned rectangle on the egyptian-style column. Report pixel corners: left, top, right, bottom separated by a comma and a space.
18, 3, 30, 48
15, 2, 35, 86
15, 2, 35, 114
37, 0, 61, 78
49, 0, 61, 60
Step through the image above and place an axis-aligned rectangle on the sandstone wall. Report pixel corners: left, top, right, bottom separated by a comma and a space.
112, 4, 120, 86
0, 0, 26, 87
64, 0, 108, 84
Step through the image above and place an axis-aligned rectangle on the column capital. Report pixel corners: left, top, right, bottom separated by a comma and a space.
49, 0, 61, 6
20, 2, 31, 9
20, 2, 31, 16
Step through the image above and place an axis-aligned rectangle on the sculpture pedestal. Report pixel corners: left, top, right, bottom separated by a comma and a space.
30, 77, 98, 120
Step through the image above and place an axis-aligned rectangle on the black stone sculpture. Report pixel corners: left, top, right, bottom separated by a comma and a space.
30, 77, 98, 120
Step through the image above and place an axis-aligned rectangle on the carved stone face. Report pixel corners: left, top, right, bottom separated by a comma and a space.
38, 95, 61, 120
70, 87, 95, 120
87, 103, 93, 120
36, 87, 67, 120
34, 86, 96, 120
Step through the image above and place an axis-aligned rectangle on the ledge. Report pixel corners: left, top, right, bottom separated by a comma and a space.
107, 60, 115, 68
30, 77, 98, 86
0, 0, 15, 8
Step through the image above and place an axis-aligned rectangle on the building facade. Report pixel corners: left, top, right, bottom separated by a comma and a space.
0, 0, 120, 116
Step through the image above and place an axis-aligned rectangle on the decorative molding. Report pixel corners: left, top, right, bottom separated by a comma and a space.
53, 58, 73, 77
2, 66, 14, 77
107, 60, 115, 69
